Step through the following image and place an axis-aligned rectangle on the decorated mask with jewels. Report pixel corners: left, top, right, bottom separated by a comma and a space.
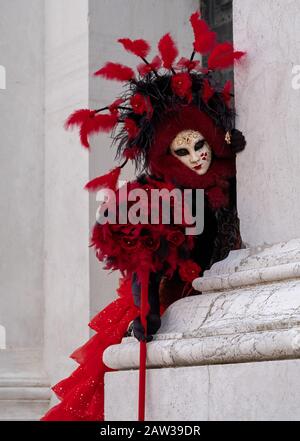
170, 130, 212, 176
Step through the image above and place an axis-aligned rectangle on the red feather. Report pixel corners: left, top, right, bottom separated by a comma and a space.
206, 186, 229, 210
208, 42, 246, 70
202, 78, 215, 103
82, 113, 118, 147
195, 32, 216, 55
118, 38, 150, 58
176, 57, 200, 71
64, 109, 95, 130
123, 145, 140, 160
190, 11, 216, 54
94, 62, 135, 81
137, 64, 151, 76
65, 109, 96, 148
150, 55, 161, 69
124, 118, 139, 139
84, 166, 122, 192
190, 11, 206, 30
137, 55, 161, 76
222, 80, 232, 106
158, 33, 178, 69
109, 98, 125, 115
66, 110, 118, 148
91, 114, 118, 132
79, 123, 90, 148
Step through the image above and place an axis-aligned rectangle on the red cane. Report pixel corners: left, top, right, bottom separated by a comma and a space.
138, 269, 149, 421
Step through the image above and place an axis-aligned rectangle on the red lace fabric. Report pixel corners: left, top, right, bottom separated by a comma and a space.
40, 276, 139, 421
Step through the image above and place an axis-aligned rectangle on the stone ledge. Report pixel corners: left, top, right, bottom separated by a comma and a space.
0, 386, 50, 401
104, 327, 300, 370
0, 349, 50, 420
193, 238, 300, 292
103, 239, 300, 371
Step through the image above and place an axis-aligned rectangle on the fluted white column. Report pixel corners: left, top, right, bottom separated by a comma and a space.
43, 0, 90, 403
233, 0, 300, 247
0, 0, 49, 420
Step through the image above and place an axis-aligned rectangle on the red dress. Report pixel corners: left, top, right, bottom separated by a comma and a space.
41, 276, 139, 421
41, 177, 198, 421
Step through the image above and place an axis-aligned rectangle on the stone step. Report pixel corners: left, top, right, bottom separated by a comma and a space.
0, 385, 51, 421
0, 349, 50, 420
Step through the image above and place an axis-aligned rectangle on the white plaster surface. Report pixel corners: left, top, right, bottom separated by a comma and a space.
0, 0, 45, 349
0, 0, 48, 420
233, 0, 300, 246
43, 0, 91, 397
105, 359, 300, 421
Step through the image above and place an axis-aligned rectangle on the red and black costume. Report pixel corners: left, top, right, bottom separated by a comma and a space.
41, 10, 246, 421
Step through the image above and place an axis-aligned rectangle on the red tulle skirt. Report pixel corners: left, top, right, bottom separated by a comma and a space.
40, 276, 139, 421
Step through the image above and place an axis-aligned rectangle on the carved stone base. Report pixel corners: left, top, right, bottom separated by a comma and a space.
0, 349, 50, 420
104, 238, 300, 420
105, 359, 300, 421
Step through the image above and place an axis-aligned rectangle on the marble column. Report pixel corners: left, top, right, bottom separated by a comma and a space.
234, 0, 300, 247
43, 0, 90, 409
103, 0, 300, 421
0, 0, 50, 421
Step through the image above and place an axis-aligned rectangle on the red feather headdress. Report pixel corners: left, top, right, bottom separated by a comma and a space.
64, 9, 246, 201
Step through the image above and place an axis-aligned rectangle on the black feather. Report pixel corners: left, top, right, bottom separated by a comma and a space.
112, 71, 235, 173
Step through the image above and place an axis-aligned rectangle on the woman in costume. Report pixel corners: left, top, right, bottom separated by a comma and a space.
41, 10, 246, 421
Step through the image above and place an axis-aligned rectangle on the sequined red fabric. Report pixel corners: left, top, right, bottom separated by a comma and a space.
41, 276, 139, 421
90, 177, 197, 281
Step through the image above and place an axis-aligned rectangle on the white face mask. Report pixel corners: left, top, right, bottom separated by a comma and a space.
170, 130, 212, 175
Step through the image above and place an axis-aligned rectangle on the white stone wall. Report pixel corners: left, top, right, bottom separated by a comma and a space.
234, 0, 300, 246
0, 0, 44, 350
0, 0, 50, 420
106, 360, 300, 421
43, 0, 90, 390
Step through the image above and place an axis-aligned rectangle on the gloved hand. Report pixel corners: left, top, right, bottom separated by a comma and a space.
131, 271, 162, 342
229, 129, 246, 153
133, 313, 161, 342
